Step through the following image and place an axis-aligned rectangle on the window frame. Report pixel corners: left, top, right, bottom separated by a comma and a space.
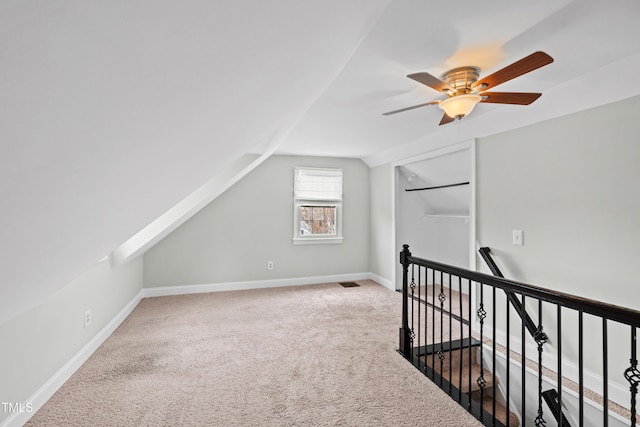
293, 167, 344, 245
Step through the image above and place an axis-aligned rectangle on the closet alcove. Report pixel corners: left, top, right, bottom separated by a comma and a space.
394, 143, 474, 291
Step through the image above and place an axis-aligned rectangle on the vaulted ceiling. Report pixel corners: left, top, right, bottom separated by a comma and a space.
2, 0, 640, 323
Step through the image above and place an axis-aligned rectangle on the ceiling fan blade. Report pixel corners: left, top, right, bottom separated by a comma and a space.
382, 101, 439, 116
480, 92, 542, 105
471, 51, 553, 91
407, 72, 454, 93
439, 113, 455, 126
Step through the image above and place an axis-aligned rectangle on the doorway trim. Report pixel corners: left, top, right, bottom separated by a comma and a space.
390, 139, 477, 290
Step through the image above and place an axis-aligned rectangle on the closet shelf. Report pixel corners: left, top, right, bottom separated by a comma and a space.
422, 214, 469, 223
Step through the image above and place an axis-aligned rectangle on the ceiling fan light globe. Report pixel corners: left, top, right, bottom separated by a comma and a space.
438, 94, 482, 119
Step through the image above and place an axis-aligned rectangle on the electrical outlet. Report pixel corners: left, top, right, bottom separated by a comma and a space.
84, 309, 91, 328
267, 261, 274, 270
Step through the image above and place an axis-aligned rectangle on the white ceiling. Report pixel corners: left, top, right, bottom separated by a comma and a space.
279, 0, 640, 165
2, 0, 640, 323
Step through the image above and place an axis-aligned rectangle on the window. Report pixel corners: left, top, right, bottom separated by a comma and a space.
293, 167, 343, 244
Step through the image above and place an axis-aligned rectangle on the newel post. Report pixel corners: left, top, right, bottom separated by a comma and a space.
399, 244, 412, 357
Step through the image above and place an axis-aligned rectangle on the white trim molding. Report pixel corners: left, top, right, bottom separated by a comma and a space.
368, 272, 393, 291
485, 341, 632, 427
490, 328, 634, 412
292, 236, 344, 245
143, 272, 381, 298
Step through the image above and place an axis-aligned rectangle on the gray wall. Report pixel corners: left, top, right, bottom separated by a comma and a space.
369, 163, 393, 285
477, 95, 640, 308
143, 155, 371, 287
0, 258, 143, 424
477, 95, 640, 387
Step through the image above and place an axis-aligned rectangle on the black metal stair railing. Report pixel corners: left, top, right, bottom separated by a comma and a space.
542, 389, 573, 427
480, 247, 573, 427
478, 247, 545, 342
399, 244, 640, 427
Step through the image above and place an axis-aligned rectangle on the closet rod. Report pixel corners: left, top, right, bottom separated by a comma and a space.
405, 181, 469, 192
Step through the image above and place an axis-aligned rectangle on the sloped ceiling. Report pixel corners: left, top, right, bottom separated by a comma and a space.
0, 0, 391, 323
2, 0, 640, 324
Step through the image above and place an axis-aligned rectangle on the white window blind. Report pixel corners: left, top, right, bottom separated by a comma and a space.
294, 167, 343, 201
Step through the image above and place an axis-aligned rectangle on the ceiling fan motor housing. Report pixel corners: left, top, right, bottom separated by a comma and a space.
440, 66, 481, 95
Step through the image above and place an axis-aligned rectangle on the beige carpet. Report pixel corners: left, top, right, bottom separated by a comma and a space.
27, 280, 481, 426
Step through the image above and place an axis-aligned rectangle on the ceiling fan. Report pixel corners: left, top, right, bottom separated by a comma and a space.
383, 51, 554, 125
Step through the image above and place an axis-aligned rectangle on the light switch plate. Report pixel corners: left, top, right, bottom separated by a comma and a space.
513, 229, 524, 246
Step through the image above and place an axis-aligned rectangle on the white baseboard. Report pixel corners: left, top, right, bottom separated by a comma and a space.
486, 345, 631, 427
143, 272, 376, 298
491, 328, 633, 411
368, 272, 393, 290
1, 290, 143, 427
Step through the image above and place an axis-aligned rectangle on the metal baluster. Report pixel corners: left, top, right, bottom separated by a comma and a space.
418, 267, 429, 375
624, 327, 638, 427
579, 311, 584, 427
522, 295, 526, 423
468, 279, 473, 412
477, 282, 486, 423
423, 266, 429, 376
438, 270, 445, 387
458, 275, 463, 402
417, 265, 421, 370
534, 300, 546, 426
410, 264, 416, 363
449, 273, 453, 394
492, 286, 497, 425
603, 318, 608, 427
557, 304, 563, 427
432, 268, 436, 379
506, 292, 511, 427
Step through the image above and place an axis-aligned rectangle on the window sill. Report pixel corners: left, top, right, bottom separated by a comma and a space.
293, 237, 344, 245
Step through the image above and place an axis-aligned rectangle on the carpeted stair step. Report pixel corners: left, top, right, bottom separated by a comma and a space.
476, 395, 520, 427
425, 359, 495, 394
415, 285, 471, 320
417, 337, 481, 368
422, 347, 476, 370
418, 341, 519, 426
